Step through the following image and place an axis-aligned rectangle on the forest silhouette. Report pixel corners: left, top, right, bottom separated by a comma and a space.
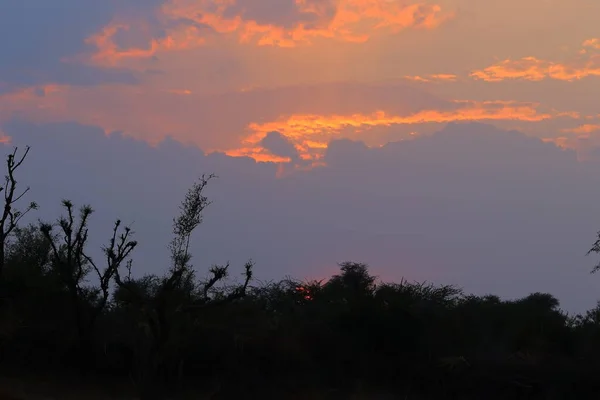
2, 147, 600, 399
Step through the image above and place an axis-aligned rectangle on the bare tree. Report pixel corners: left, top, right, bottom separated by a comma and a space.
588, 231, 600, 274
112, 174, 253, 399
39, 200, 136, 357
0, 146, 38, 279
114, 174, 252, 306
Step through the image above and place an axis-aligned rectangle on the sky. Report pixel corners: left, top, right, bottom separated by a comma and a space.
1, 0, 600, 312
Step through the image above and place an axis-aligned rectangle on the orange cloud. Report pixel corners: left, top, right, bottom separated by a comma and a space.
470, 39, 600, 82
544, 117, 600, 160
225, 147, 293, 163
83, 21, 206, 66
0, 84, 577, 165
563, 124, 600, 134
85, 0, 453, 65
542, 137, 571, 149
0, 80, 466, 152
404, 74, 458, 83
0, 84, 194, 146
0, 85, 69, 123
167, 89, 193, 95
232, 100, 571, 161
582, 38, 600, 50
542, 135, 599, 162
0, 129, 11, 145
164, 0, 452, 45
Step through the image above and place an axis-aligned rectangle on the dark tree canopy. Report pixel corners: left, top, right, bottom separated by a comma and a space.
2, 148, 600, 399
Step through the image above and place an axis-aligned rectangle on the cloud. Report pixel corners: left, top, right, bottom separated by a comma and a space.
83, 0, 453, 66
3, 120, 600, 314
82, 19, 207, 67
236, 100, 575, 161
404, 74, 458, 83
554, 121, 600, 159
0, 0, 144, 87
0, 82, 453, 151
470, 38, 600, 82
0, 80, 580, 163
583, 38, 600, 50
259, 131, 301, 162
563, 124, 600, 134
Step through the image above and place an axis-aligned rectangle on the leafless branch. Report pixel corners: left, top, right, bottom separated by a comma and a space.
84, 219, 138, 313
40, 200, 138, 346
183, 260, 254, 312
0, 146, 37, 278
203, 263, 229, 299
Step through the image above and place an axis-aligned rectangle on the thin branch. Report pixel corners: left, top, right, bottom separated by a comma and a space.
203, 263, 229, 299
0, 146, 37, 243
183, 260, 254, 312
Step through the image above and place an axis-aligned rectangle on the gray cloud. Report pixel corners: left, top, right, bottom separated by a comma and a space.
2, 120, 599, 313
260, 131, 300, 161
0, 0, 163, 87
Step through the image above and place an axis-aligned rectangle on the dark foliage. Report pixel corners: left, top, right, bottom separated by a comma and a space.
2, 148, 600, 399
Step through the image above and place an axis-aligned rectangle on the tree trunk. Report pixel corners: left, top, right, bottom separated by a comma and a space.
138, 350, 166, 400
0, 235, 5, 283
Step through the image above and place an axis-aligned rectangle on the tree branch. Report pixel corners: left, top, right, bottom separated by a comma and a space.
0, 146, 37, 278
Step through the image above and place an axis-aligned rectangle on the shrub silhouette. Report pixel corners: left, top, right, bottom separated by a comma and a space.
2, 147, 600, 399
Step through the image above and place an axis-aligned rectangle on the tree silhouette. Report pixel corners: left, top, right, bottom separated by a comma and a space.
5, 149, 600, 399
109, 174, 253, 399
38, 200, 136, 371
0, 146, 38, 281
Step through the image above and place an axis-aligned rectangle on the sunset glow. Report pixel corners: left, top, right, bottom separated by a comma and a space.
231, 101, 574, 160
470, 39, 600, 82
82, 0, 454, 67
2, 0, 600, 164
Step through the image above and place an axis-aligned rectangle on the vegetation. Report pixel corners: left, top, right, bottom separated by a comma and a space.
2, 147, 600, 399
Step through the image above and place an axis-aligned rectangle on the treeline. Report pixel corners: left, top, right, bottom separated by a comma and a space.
2, 147, 600, 399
